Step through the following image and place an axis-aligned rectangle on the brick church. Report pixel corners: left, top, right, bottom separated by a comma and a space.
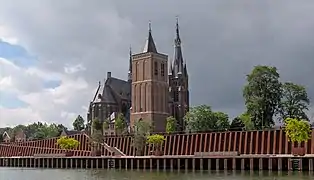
87, 19, 189, 133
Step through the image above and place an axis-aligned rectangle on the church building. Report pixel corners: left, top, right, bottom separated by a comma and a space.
87, 19, 189, 133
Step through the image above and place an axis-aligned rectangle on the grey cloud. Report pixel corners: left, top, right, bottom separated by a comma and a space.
1, 0, 314, 120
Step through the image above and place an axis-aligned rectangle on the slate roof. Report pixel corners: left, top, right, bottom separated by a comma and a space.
143, 23, 157, 53
102, 77, 131, 103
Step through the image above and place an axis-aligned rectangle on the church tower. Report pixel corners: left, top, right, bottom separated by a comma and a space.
130, 22, 169, 132
169, 18, 189, 131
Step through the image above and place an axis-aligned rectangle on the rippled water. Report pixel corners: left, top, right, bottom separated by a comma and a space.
0, 168, 313, 180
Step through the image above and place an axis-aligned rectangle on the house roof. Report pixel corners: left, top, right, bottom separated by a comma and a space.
2, 131, 10, 139
63, 129, 82, 136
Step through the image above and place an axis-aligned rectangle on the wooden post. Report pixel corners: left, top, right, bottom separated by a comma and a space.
200, 158, 203, 171
66, 158, 68, 169
157, 159, 160, 171
259, 158, 263, 171
171, 159, 174, 171
131, 159, 134, 170
185, 159, 188, 172
177, 159, 181, 171
224, 159, 228, 170
288, 158, 292, 171
216, 158, 219, 171
241, 159, 245, 171
268, 158, 272, 171
163, 159, 166, 171
208, 159, 211, 170
125, 158, 128, 170
309, 158, 313, 171
150, 159, 153, 171
192, 158, 195, 172
137, 159, 139, 170
250, 158, 254, 171
232, 158, 236, 170
143, 159, 146, 170
278, 158, 282, 171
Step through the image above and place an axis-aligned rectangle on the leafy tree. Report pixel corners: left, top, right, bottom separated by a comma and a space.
230, 117, 245, 131
166, 116, 176, 133
146, 134, 165, 155
284, 118, 311, 144
239, 113, 255, 130
213, 112, 230, 131
184, 105, 216, 132
184, 105, 230, 132
89, 118, 104, 151
278, 82, 310, 121
133, 119, 151, 156
115, 113, 127, 134
243, 65, 282, 129
73, 115, 85, 131
103, 119, 109, 130
57, 136, 80, 150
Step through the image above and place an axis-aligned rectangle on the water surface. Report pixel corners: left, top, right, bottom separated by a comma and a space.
0, 168, 313, 180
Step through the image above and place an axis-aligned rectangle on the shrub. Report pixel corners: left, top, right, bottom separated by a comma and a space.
57, 136, 80, 150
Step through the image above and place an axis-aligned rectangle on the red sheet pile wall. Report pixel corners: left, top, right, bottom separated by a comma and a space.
1, 129, 314, 157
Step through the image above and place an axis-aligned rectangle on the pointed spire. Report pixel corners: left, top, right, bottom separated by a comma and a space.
175, 16, 181, 46
128, 46, 132, 82
143, 21, 158, 53
173, 17, 184, 76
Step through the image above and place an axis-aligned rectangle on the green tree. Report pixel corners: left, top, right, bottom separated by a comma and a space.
243, 65, 282, 129
90, 118, 103, 153
166, 116, 176, 133
115, 113, 126, 134
239, 113, 255, 130
184, 105, 215, 132
73, 115, 85, 131
284, 118, 311, 144
213, 112, 230, 131
278, 82, 310, 121
133, 120, 151, 156
229, 117, 245, 131
184, 105, 230, 132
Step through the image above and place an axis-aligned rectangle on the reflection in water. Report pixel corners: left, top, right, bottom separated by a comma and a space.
0, 168, 313, 180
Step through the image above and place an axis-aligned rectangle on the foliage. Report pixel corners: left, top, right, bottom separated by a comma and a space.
243, 65, 282, 129
278, 82, 310, 121
133, 120, 151, 155
239, 113, 255, 130
115, 113, 127, 134
184, 105, 230, 132
92, 118, 103, 131
57, 136, 80, 150
147, 134, 165, 150
166, 116, 176, 133
284, 118, 311, 143
213, 112, 230, 131
229, 117, 245, 131
72, 115, 85, 131
103, 120, 109, 130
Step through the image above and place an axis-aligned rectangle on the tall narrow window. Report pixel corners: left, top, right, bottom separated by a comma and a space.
154, 61, 158, 76
161, 63, 165, 76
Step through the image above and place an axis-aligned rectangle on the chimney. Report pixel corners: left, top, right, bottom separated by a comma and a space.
107, 72, 111, 79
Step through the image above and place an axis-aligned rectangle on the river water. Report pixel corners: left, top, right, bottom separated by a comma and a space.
0, 168, 313, 180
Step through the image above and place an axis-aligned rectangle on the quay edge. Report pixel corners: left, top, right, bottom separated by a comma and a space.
0, 155, 314, 171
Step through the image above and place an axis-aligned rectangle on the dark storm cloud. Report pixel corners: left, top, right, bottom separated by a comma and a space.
1, 0, 314, 119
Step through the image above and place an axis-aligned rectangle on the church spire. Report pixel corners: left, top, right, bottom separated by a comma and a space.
173, 17, 184, 76
143, 21, 158, 53
128, 46, 132, 82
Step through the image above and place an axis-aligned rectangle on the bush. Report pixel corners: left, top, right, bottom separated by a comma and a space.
147, 134, 165, 150
57, 136, 80, 150
284, 118, 311, 143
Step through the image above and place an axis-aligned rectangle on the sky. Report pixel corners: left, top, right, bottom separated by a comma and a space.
0, 0, 314, 128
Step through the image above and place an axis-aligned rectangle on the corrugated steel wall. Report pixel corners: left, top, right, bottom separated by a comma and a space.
1, 129, 314, 157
